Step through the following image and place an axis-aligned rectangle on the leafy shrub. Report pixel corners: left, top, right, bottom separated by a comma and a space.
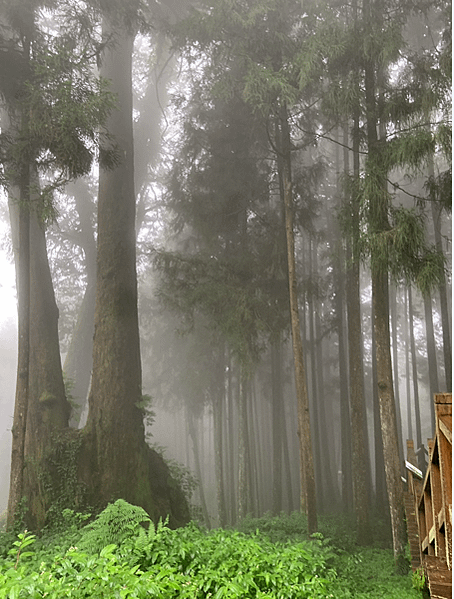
237, 511, 309, 543
78, 499, 150, 554
0, 510, 421, 599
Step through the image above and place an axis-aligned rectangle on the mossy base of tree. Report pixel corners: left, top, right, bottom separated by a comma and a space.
20, 428, 189, 532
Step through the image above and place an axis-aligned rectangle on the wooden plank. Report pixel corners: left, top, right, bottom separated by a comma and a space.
438, 416, 452, 444
438, 507, 445, 530
435, 393, 452, 405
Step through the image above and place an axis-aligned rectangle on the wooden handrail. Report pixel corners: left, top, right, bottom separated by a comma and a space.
406, 393, 452, 599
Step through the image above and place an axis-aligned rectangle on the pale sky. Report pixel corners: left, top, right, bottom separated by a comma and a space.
0, 245, 17, 328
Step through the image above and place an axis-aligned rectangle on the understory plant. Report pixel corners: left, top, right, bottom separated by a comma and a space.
0, 505, 423, 598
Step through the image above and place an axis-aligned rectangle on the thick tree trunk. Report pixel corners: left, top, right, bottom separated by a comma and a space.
8, 162, 70, 531
23, 202, 71, 529
83, 21, 188, 526
279, 103, 317, 533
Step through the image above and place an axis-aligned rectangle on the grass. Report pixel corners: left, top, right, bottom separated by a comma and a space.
0, 505, 424, 598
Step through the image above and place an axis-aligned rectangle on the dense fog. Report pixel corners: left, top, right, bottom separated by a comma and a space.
0, 0, 451, 555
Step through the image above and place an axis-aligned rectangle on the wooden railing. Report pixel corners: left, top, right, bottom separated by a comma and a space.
405, 393, 452, 599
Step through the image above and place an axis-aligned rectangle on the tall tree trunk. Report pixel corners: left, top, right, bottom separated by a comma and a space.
7, 169, 31, 529
408, 284, 424, 470
23, 202, 71, 529
237, 366, 249, 521
85, 23, 144, 503
212, 349, 226, 527
83, 19, 188, 526
307, 239, 323, 509
8, 162, 70, 530
423, 291, 440, 410
188, 410, 211, 528
271, 337, 283, 515
279, 103, 317, 533
371, 303, 388, 514
430, 177, 451, 392
344, 121, 372, 542
364, 0, 406, 562
63, 181, 97, 427
390, 283, 404, 462
334, 126, 353, 511
404, 286, 413, 440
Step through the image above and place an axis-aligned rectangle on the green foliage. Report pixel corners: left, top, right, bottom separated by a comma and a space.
411, 567, 426, 591
0, 512, 421, 599
35, 430, 89, 530
0, 4, 118, 217
151, 445, 198, 512
78, 499, 151, 554
7, 531, 36, 570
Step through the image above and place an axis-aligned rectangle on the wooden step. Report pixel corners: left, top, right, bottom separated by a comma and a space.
404, 492, 422, 571
424, 556, 452, 599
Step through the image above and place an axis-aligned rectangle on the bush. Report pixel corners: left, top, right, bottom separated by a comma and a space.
0, 506, 421, 599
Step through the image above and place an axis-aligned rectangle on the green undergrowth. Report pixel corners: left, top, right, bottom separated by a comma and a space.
0, 503, 423, 598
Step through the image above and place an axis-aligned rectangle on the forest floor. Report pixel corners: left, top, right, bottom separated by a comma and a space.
0, 506, 424, 598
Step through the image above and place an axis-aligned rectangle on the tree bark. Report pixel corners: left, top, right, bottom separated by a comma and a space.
279, 103, 317, 534
83, 19, 189, 526
271, 337, 283, 515
408, 284, 424, 469
237, 366, 249, 521
212, 348, 227, 527
344, 117, 372, 542
364, 0, 407, 562
7, 172, 31, 529
423, 290, 439, 417
430, 176, 451, 392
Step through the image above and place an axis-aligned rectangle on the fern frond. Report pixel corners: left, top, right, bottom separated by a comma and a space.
78, 499, 151, 554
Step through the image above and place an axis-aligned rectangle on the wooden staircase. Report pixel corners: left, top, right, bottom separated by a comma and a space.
405, 393, 452, 599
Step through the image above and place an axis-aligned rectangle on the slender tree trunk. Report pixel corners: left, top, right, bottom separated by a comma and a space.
64, 182, 97, 427
279, 103, 317, 533
364, 0, 407, 561
226, 353, 237, 525
408, 284, 424, 470
344, 122, 372, 542
281, 405, 294, 513
188, 410, 211, 528
237, 366, 249, 521
404, 287, 412, 440
390, 283, 404, 462
7, 171, 31, 529
371, 302, 388, 514
213, 349, 226, 527
271, 337, 283, 515
430, 176, 451, 391
307, 239, 323, 509
423, 291, 440, 409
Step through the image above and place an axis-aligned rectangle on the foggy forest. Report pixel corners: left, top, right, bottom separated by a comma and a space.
0, 0, 451, 596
